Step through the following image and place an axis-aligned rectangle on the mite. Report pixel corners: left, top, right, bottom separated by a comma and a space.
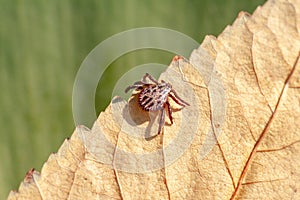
125, 73, 190, 134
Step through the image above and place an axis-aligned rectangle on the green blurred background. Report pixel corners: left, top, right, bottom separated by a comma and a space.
0, 0, 265, 198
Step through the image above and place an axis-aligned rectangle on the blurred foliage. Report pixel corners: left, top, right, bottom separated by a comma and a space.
0, 0, 265, 198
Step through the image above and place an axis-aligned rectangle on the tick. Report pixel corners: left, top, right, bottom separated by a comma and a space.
125, 73, 190, 134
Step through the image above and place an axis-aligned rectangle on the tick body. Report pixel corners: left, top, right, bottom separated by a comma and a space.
125, 73, 190, 134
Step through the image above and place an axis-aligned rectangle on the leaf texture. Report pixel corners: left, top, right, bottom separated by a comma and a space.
7, 0, 300, 199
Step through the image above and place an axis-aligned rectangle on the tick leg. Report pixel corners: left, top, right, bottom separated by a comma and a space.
133, 81, 146, 85
166, 101, 173, 124
125, 82, 150, 93
157, 109, 166, 134
169, 94, 187, 107
143, 73, 159, 84
170, 90, 190, 106
125, 85, 136, 93
125, 85, 140, 93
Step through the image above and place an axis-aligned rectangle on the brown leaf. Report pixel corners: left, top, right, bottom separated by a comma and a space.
7, 0, 300, 199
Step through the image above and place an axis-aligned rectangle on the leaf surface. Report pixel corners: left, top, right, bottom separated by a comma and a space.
7, 0, 300, 199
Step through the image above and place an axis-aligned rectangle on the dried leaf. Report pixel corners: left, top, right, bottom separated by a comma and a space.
7, 0, 300, 199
